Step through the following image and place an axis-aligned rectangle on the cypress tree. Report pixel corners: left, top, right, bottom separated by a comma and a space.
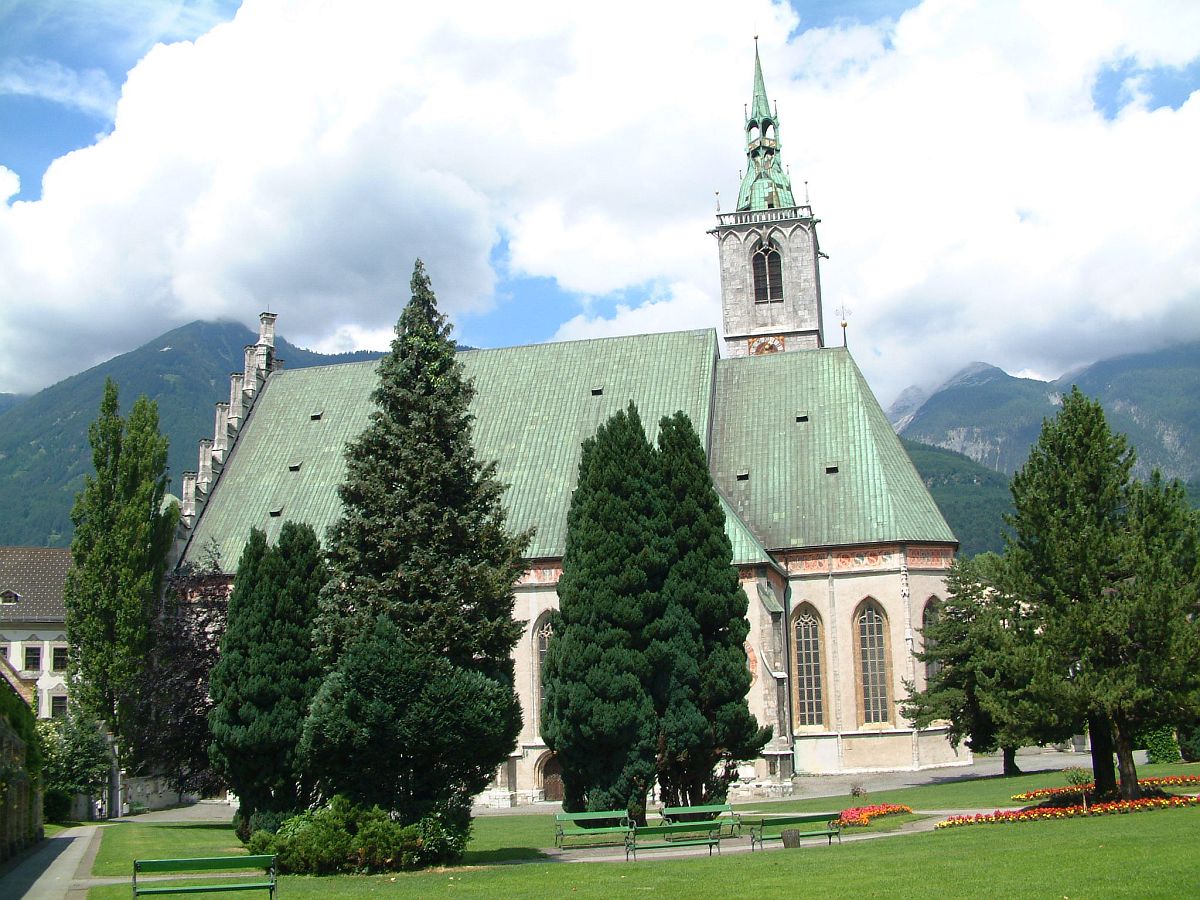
541, 403, 667, 820
65, 378, 175, 743
209, 523, 327, 824
313, 260, 528, 685
652, 412, 769, 805
301, 616, 520, 832
1007, 386, 1133, 796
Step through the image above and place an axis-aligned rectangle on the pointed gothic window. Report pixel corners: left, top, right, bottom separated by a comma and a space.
855, 599, 891, 725
753, 242, 783, 303
792, 604, 825, 728
533, 614, 554, 738
923, 598, 942, 683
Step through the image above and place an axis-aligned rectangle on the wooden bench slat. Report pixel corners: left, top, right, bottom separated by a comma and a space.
136, 856, 276, 873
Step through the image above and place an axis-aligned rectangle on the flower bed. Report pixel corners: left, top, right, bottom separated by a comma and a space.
838, 804, 913, 827
1010, 774, 1200, 802
936, 795, 1200, 829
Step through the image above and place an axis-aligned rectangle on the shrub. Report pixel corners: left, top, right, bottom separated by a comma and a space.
1177, 718, 1200, 762
266, 796, 468, 874
248, 808, 293, 835
1140, 726, 1181, 764
43, 788, 72, 822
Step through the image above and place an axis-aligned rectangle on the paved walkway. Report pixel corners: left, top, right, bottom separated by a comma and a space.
0, 749, 1098, 897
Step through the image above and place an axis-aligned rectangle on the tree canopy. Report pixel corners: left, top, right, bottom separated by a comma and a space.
306, 260, 526, 840
64, 377, 175, 745
209, 523, 327, 821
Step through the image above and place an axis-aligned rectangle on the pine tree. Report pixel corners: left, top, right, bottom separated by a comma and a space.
1091, 472, 1200, 797
308, 260, 527, 821
541, 403, 667, 820
65, 378, 175, 743
651, 412, 769, 805
209, 523, 327, 824
903, 553, 1076, 775
301, 616, 520, 832
1007, 386, 1133, 796
313, 260, 528, 685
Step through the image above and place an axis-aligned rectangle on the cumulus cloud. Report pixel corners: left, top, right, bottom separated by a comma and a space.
0, 0, 1198, 405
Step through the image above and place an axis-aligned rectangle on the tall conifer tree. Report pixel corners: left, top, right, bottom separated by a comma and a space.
65, 378, 174, 743
1007, 386, 1132, 795
541, 403, 667, 820
313, 260, 528, 684
308, 260, 526, 825
652, 412, 769, 805
209, 523, 327, 823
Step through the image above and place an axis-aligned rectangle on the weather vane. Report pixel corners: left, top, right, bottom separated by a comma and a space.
836, 304, 852, 348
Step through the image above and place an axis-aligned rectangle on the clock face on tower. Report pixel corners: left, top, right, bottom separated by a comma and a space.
750, 337, 783, 355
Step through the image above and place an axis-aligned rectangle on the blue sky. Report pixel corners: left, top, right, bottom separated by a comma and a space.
1, 1, 1199, 404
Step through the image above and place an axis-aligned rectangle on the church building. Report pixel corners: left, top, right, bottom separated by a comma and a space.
175, 50, 964, 801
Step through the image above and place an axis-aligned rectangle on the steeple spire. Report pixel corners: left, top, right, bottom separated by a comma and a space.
736, 41, 795, 211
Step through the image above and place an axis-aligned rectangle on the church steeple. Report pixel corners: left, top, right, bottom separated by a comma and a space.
711, 43, 824, 357
737, 43, 795, 211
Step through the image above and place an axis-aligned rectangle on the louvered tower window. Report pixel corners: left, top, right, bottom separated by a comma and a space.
792, 605, 825, 727
856, 600, 891, 724
752, 242, 784, 303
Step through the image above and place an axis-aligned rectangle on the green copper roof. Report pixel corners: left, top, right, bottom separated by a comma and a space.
719, 493, 777, 569
751, 44, 772, 120
185, 330, 719, 572
736, 47, 796, 211
711, 348, 956, 550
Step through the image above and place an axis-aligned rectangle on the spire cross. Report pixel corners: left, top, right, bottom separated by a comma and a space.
836, 304, 852, 348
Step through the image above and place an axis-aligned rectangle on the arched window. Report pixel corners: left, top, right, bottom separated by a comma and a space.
923, 598, 942, 683
752, 241, 784, 303
533, 614, 554, 737
855, 600, 891, 725
791, 604, 825, 728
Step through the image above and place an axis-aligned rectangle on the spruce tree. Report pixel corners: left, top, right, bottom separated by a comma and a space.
903, 553, 1076, 775
313, 260, 528, 685
308, 260, 527, 821
1090, 472, 1200, 797
651, 412, 769, 805
209, 523, 327, 824
65, 378, 175, 743
301, 616, 520, 832
541, 403, 667, 820
1007, 386, 1133, 796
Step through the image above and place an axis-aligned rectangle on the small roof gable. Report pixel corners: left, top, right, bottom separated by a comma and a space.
0, 547, 71, 623
719, 494, 778, 570
712, 347, 956, 551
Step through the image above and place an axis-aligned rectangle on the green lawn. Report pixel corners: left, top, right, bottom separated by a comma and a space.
735, 761, 1200, 813
87, 806, 1200, 899
91, 823, 247, 876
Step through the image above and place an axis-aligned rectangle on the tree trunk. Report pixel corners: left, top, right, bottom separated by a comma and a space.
1111, 713, 1141, 800
1088, 711, 1118, 796
1001, 746, 1022, 776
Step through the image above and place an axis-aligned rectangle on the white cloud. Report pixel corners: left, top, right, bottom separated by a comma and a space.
0, 0, 1199, 406
0, 57, 117, 117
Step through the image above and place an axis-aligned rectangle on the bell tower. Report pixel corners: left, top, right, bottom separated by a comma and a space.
712, 44, 825, 356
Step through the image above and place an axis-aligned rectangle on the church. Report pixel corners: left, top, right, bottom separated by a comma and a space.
174, 50, 964, 801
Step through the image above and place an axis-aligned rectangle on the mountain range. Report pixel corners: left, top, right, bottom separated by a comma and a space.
0, 321, 385, 547
892, 342, 1200, 482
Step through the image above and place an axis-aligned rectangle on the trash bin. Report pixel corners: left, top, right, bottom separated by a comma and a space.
781, 829, 802, 848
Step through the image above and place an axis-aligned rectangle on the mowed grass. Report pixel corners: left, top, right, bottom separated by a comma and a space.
91, 822, 247, 876
735, 760, 1200, 814
87, 806, 1200, 899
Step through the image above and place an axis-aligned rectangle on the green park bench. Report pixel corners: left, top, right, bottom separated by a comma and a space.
659, 802, 742, 836
554, 810, 631, 848
625, 820, 722, 861
748, 813, 841, 851
131, 855, 277, 898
